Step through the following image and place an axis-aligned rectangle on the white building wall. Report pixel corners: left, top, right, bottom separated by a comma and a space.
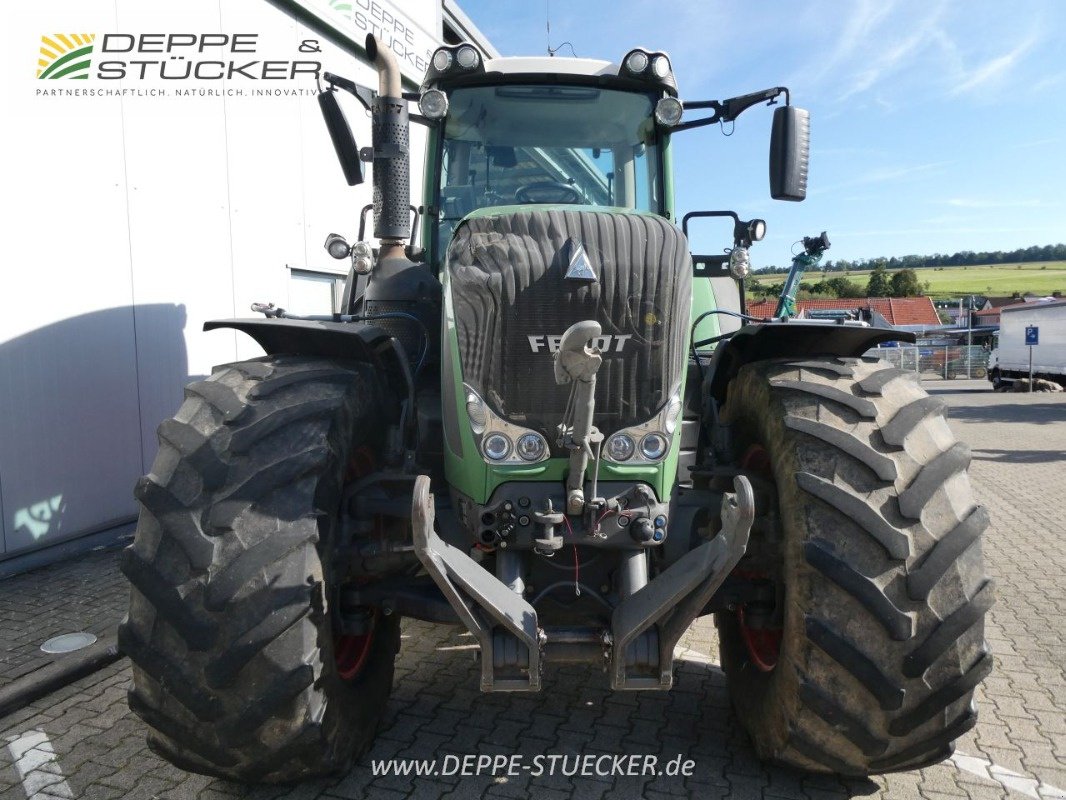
0, 0, 437, 557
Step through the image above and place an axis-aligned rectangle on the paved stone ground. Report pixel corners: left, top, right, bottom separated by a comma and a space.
0, 545, 129, 688
1, 380, 1064, 800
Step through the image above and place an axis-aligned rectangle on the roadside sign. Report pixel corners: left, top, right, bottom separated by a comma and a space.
1025, 326, 1039, 345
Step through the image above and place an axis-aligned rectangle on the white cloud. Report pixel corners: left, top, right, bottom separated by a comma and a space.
790, 0, 895, 89
1010, 136, 1062, 150
787, 1, 1048, 106
951, 33, 1039, 95
812, 159, 954, 194
947, 198, 1044, 209
837, 2, 949, 101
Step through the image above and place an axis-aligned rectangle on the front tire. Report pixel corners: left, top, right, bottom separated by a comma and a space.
716, 357, 993, 775
120, 355, 398, 782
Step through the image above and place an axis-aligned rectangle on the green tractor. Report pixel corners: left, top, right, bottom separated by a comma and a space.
120, 35, 993, 782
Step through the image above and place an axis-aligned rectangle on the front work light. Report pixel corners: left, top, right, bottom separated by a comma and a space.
655, 97, 683, 126
747, 219, 767, 242
432, 48, 453, 71
651, 55, 671, 79
624, 50, 649, 74
324, 233, 350, 260
456, 45, 480, 69
418, 89, 449, 119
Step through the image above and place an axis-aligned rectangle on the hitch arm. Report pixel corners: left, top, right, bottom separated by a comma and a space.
608, 476, 754, 689
411, 475, 543, 691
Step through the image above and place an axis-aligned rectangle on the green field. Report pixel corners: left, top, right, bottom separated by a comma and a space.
749, 262, 1066, 299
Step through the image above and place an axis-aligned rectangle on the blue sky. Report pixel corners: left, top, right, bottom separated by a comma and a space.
458, 0, 1066, 266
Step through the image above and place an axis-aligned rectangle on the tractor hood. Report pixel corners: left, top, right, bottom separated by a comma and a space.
446, 208, 692, 451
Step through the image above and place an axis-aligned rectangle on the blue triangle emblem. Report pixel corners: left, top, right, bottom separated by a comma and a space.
564, 238, 597, 282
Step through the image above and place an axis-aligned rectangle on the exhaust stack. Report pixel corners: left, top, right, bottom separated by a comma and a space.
365, 34, 410, 259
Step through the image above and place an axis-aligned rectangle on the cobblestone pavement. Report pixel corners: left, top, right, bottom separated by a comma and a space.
0, 545, 129, 688
1, 381, 1064, 800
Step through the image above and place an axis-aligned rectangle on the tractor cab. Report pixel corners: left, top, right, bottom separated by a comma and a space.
418, 48, 679, 263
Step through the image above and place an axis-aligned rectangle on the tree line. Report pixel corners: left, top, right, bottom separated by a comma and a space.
751, 265, 925, 299
753, 242, 1066, 275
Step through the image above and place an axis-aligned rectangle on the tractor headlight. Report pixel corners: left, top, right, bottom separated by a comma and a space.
639, 433, 669, 461
466, 391, 487, 434
456, 45, 480, 70
655, 97, 683, 126
606, 432, 636, 462
624, 50, 649, 74
729, 246, 751, 280
418, 89, 449, 119
604, 383, 680, 464
516, 432, 547, 462
482, 433, 511, 461
324, 233, 350, 260
651, 55, 671, 79
464, 384, 549, 464
432, 48, 453, 71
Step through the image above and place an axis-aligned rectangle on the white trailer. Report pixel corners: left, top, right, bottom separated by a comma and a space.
988, 299, 1066, 387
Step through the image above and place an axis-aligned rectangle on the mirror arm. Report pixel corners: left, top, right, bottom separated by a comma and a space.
672, 86, 790, 132
323, 71, 375, 112
721, 86, 789, 121
324, 74, 434, 127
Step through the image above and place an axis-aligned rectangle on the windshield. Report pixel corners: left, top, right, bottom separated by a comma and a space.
436, 84, 662, 252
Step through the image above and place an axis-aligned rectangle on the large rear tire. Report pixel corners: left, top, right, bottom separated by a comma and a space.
715, 356, 993, 775
120, 355, 399, 782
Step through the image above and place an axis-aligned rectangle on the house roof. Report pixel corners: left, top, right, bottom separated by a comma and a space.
984, 296, 1023, 308
1000, 298, 1066, 313
746, 297, 942, 327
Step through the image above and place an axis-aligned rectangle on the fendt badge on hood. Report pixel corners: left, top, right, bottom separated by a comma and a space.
528, 334, 632, 353
563, 238, 597, 282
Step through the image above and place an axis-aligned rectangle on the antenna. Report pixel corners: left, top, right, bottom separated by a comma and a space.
546, 0, 551, 56
545, 0, 577, 58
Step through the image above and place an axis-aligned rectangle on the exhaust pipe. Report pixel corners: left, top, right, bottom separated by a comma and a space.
365, 34, 410, 259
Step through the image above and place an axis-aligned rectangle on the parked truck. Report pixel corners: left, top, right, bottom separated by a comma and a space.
120, 33, 993, 783
988, 299, 1066, 388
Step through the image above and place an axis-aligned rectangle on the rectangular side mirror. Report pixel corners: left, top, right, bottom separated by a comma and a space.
769, 106, 809, 201
318, 90, 363, 186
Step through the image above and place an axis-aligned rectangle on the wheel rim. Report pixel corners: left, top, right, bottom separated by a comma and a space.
735, 444, 783, 673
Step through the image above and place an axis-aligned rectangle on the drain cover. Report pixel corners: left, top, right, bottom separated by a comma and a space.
40, 632, 97, 654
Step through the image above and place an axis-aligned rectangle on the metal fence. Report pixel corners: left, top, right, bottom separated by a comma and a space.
868, 345, 989, 380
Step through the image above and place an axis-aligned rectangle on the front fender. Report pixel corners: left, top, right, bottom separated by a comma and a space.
705, 321, 914, 405
205, 317, 413, 407
205, 317, 396, 362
